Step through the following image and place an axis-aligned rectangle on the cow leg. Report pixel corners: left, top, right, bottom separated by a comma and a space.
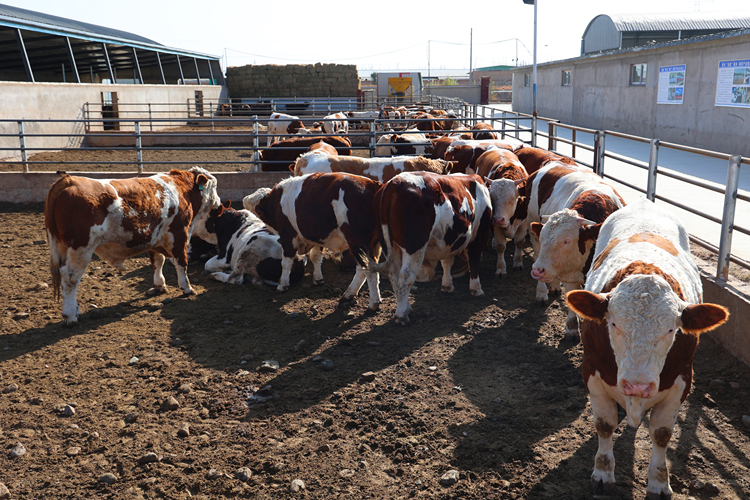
549, 278, 562, 295
588, 379, 618, 496
563, 282, 582, 338
364, 269, 381, 311
172, 255, 194, 295
277, 256, 295, 292
440, 256, 455, 292
467, 240, 485, 297
531, 231, 549, 302
394, 249, 423, 326
493, 225, 508, 276
343, 266, 367, 300
147, 251, 168, 295
310, 247, 325, 285
210, 270, 245, 285
512, 222, 528, 271
204, 255, 228, 273
645, 396, 682, 500
60, 249, 92, 323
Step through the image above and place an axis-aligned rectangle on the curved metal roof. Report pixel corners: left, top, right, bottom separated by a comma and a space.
584, 12, 750, 36
0, 3, 162, 46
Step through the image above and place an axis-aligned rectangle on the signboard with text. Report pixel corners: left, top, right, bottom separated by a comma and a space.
715, 59, 750, 108
657, 64, 685, 105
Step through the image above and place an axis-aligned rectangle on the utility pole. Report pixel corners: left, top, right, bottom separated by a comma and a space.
469, 29, 473, 83
428, 40, 431, 78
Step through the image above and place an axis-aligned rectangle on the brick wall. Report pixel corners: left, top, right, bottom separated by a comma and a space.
226, 63, 359, 97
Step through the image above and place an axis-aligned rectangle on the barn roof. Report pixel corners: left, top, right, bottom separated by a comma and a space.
601, 12, 750, 32
0, 2, 217, 59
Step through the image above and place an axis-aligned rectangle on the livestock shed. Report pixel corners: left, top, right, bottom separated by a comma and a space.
513, 15, 750, 158
581, 11, 750, 55
0, 3, 226, 155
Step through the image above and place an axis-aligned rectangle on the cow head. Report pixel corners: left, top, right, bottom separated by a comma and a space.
567, 275, 728, 427
243, 187, 272, 225
486, 178, 524, 229
190, 166, 221, 216
530, 209, 600, 284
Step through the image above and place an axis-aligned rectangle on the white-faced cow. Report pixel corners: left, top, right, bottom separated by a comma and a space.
321, 112, 349, 135
565, 198, 729, 499
294, 152, 452, 182
527, 162, 625, 337
474, 148, 530, 275
375, 129, 433, 157
372, 172, 493, 325
266, 112, 305, 146
45, 168, 221, 323
514, 146, 576, 175
471, 122, 499, 140
243, 173, 382, 311
191, 205, 306, 287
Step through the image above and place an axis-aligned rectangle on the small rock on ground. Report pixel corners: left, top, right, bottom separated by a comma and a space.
290, 479, 305, 492
235, 467, 252, 482
9, 443, 26, 459
99, 473, 118, 484
178, 423, 190, 437
440, 470, 459, 486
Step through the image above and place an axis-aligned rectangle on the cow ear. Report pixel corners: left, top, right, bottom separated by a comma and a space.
215, 204, 224, 217
680, 303, 729, 334
196, 174, 208, 191
580, 222, 602, 241
530, 222, 543, 238
566, 290, 609, 322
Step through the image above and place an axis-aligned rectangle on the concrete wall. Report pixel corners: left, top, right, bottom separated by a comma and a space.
423, 85, 482, 105
226, 64, 358, 98
512, 31, 750, 157
0, 82, 227, 160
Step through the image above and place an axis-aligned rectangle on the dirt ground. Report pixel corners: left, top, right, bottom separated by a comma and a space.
1, 199, 750, 500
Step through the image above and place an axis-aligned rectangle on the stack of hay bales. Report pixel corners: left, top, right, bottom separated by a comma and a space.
226, 63, 358, 99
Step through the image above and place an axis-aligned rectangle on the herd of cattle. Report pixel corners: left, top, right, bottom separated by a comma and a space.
42, 105, 729, 499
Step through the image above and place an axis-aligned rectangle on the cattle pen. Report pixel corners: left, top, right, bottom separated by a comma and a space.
0, 97, 749, 499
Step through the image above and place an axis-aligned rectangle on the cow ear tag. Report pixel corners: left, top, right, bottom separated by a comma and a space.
198, 184, 204, 191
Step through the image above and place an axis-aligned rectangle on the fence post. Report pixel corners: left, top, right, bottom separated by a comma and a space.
135, 121, 143, 174
501, 111, 506, 139
571, 129, 577, 158
328, 98, 331, 115
18, 121, 28, 173
148, 103, 153, 132
515, 114, 520, 140
210, 102, 214, 132
717, 155, 741, 281
370, 119, 377, 157
548, 121, 556, 151
252, 115, 259, 173
594, 131, 606, 176
531, 115, 537, 147
646, 139, 660, 201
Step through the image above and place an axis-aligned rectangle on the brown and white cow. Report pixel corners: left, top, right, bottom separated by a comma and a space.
526, 162, 625, 336
513, 146, 576, 176
375, 129, 433, 157
565, 198, 728, 499
306, 141, 338, 156
243, 173, 382, 310
192, 205, 306, 287
45, 168, 221, 323
266, 112, 305, 146
471, 122, 499, 140
321, 112, 349, 135
474, 148, 530, 275
294, 152, 452, 182
445, 138, 525, 174
372, 172, 493, 325
250, 135, 352, 172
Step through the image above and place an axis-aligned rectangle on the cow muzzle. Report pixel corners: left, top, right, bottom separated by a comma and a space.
530, 266, 553, 283
492, 216, 509, 228
621, 379, 656, 399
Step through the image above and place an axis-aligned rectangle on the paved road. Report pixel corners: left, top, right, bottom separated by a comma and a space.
483, 106, 750, 267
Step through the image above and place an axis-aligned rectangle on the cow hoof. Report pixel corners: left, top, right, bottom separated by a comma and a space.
564, 330, 581, 341
471, 289, 484, 297
395, 316, 410, 326
645, 490, 672, 500
494, 270, 506, 277
182, 287, 195, 296
146, 287, 166, 296
276, 285, 288, 292
591, 478, 615, 497
313, 279, 325, 286
441, 285, 454, 293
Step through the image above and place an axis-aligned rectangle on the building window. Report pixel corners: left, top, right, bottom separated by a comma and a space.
631, 63, 647, 85
562, 70, 571, 86
524, 74, 530, 87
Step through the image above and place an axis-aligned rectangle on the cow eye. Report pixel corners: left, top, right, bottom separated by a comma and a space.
564, 239, 571, 245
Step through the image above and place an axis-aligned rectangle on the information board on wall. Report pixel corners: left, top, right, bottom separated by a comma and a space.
715, 59, 750, 108
657, 65, 685, 104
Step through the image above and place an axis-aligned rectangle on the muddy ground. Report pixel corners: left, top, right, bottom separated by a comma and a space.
1, 199, 750, 500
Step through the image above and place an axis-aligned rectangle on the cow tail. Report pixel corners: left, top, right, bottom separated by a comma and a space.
44, 177, 68, 302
